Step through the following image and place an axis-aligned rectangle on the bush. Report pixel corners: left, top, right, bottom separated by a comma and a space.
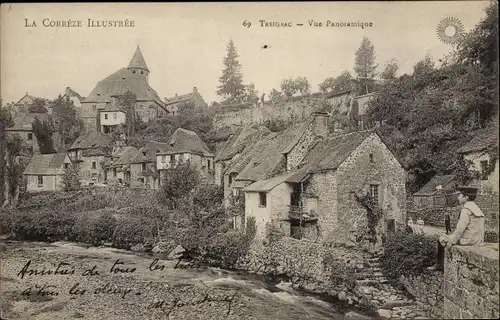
485, 231, 499, 243
112, 216, 157, 249
380, 232, 437, 280
0, 208, 15, 235
72, 211, 117, 246
11, 209, 77, 241
66, 193, 109, 212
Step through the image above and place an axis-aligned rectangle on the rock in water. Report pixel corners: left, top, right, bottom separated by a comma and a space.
167, 244, 185, 260
377, 309, 392, 319
338, 291, 347, 301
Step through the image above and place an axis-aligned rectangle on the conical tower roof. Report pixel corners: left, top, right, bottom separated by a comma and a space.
127, 46, 149, 72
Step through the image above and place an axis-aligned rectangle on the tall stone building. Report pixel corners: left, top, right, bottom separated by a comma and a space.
80, 46, 168, 132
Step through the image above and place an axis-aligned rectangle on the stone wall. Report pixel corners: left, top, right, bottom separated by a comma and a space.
240, 237, 366, 301
443, 244, 499, 319
408, 206, 459, 229
399, 271, 444, 318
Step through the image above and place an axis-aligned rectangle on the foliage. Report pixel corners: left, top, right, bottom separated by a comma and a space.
268, 88, 284, 103
265, 222, 285, 244
112, 216, 157, 249
72, 211, 117, 246
280, 77, 311, 97
0, 102, 14, 206
65, 192, 110, 213
484, 231, 499, 243
380, 232, 437, 279
61, 165, 81, 192
263, 119, 288, 132
319, 77, 336, 93
353, 192, 383, 244
27, 98, 48, 113
116, 91, 138, 137
381, 59, 399, 80
323, 250, 358, 290
334, 70, 355, 93
295, 77, 311, 96
244, 83, 260, 105
193, 183, 224, 211
217, 40, 246, 105
32, 116, 55, 154
50, 95, 83, 148
0, 207, 15, 235
413, 55, 435, 77
11, 209, 77, 241
354, 37, 378, 94
157, 160, 201, 209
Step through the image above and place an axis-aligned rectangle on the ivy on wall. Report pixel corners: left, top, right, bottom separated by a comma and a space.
353, 192, 383, 244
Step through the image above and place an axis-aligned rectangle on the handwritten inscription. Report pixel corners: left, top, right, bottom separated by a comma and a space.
14, 257, 240, 317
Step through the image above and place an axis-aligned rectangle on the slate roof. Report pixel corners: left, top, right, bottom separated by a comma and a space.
131, 141, 169, 163
64, 87, 84, 101
235, 121, 312, 182
83, 68, 163, 105
6, 113, 51, 132
157, 128, 213, 157
103, 103, 125, 112
286, 130, 374, 183
68, 131, 113, 156
14, 94, 48, 106
215, 126, 271, 162
164, 93, 193, 106
457, 120, 499, 154
243, 171, 297, 192
23, 153, 68, 175
414, 175, 456, 196
127, 46, 149, 71
111, 147, 139, 167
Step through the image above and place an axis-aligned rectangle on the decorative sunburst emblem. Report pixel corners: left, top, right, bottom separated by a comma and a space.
436, 17, 465, 45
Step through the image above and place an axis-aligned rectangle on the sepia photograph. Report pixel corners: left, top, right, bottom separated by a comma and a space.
0, 2, 499, 319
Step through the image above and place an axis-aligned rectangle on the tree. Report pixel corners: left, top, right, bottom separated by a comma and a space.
32, 117, 55, 154
1, 101, 14, 206
280, 78, 297, 97
413, 55, 435, 76
157, 160, 201, 210
116, 91, 137, 138
28, 98, 48, 113
381, 59, 399, 80
244, 83, 260, 105
61, 165, 81, 191
295, 77, 311, 96
268, 89, 283, 103
334, 71, 354, 93
216, 40, 246, 105
354, 37, 378, 94
319, 77, 336, 93
51, 95, 83, 148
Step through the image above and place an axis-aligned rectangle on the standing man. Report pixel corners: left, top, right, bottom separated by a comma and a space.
427, 186, 485, 271
445, 212, 452, 235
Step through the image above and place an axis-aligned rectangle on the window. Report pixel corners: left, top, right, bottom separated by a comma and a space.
132, 70, 136, 74
259, 192, 267, 207
27, 133, 33, 141
113, 168, 117, 177
370, 184, 379, 204
64, 163, 70, 169
113, 113, 117, 119
170, 154, 175, 165
92, 161, 96, 169
140, 71, 144, 75
142, 163, 146, 171
207, 159, 212, 170
138, 177, 144, 183
104, 114, 108, 120
142, 151, 147, 156
37, 176, 43, 187
480, 160, 489, 180
161, 155, 166, 163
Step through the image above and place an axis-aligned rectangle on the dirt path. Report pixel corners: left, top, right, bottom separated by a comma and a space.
0, 241, 351, 320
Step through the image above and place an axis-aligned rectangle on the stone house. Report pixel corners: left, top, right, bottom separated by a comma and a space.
243, 130, 407, 246
413, 174, 458, 209
130, 141, 168, 189
222, 112, 329, 227
11, 93, 49, 114
164, 87, 207, 115
6, 113, 54, 154
156, 128, 215, 185
457, 121, 499, 193
80, 46, 168, 132
104, 146, 138, 186
23, 153, 72, 192
67, 131, 113, 185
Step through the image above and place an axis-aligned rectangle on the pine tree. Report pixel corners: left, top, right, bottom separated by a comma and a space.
216, 40, 246, 105
354, 37, 378, 94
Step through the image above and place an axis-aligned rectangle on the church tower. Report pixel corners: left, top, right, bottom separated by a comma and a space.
127, 45, 150, 84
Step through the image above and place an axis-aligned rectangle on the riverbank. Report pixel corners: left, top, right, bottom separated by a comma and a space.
0, 240, 376, 320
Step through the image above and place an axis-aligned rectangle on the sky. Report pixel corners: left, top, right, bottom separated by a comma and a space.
0, 2, 491, 105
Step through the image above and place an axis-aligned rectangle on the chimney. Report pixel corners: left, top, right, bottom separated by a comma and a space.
193, 87, 197, 93
311, 111, 329, 139
65, 87, 71, 96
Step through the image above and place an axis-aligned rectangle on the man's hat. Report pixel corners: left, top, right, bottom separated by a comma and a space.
456, 186, 478, 197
